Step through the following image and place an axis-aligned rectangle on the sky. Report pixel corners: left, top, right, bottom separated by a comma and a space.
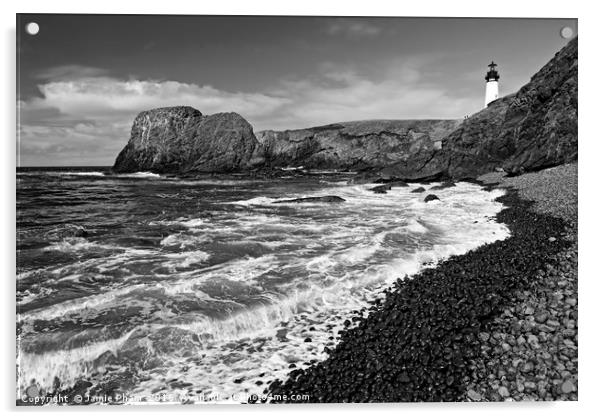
17, 15, 577, 167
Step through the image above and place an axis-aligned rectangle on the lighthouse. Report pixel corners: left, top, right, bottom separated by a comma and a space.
484, 61, 500, 107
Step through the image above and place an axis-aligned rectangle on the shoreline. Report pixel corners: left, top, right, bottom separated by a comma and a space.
16, 165, 577, 405
267, 164, 577, 402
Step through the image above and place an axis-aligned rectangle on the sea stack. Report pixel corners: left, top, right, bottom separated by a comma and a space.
112, 106, 264, 174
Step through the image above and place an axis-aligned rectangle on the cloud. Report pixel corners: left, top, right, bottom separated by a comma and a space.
27, 77, 288, 122
324, 19, 383, 38
19, 61, 479, 166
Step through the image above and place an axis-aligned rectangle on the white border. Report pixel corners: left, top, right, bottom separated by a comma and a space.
2, 1, 599, 419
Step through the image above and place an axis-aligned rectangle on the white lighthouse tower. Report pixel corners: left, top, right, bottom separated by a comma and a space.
484, 61, 500, 107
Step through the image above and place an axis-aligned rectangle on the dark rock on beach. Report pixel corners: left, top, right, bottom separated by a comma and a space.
273, 196, 346, 204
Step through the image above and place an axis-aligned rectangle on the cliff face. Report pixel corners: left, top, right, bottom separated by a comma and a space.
113, 106, 261, 174
381, 37, 577, 180
256, 119, 461, 171
499, 37, 578, 174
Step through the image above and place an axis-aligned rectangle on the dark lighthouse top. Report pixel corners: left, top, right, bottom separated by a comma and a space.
485, 61, 500, 82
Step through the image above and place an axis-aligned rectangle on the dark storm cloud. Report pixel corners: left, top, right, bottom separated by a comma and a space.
17, 14, 577, 166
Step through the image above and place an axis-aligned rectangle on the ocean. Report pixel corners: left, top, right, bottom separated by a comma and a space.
16, 167, 510, 403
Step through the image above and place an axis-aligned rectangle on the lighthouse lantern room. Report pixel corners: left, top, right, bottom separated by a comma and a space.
484, 61, 500, 107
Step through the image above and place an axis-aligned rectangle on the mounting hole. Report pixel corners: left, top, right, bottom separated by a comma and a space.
25, 22, 39, 35
560, 26, 574, 39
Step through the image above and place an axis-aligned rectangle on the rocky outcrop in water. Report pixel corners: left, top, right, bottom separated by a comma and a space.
113, 106, 262, 174
113, 109, 460, 176
273, 196, 346, 204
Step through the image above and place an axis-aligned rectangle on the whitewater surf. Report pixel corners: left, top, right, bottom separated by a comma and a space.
17, 169, 509, 403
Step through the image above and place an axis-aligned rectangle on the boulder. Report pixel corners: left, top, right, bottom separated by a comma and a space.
370, 185, 391, 194
424, 194, 440, 203
113, 106, 263, 174
370, 180, 410, 194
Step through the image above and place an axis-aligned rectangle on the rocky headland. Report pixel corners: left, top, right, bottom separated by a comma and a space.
113, 38, 577, 183
379, 37, 577, 180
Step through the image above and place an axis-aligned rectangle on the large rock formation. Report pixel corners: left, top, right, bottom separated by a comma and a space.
113, 109, 461, 175
382, 37, 577, 180
113, 106, 262, 174
113, 38, 576, 179
256, 119, 461, 172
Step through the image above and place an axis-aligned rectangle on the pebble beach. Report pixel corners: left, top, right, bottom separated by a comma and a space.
267, 163, 578, 402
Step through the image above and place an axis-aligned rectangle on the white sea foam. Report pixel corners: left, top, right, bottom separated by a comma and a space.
17, 329, 137, 394
404, 218, 429, 233
59, 171, 106, 177
151, 217, 209, 228
228, 196, 277, 206
115, 172, 161, 178
160, 232, 211, 248
43, 238, 112, 253
162, 250, 211, 269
